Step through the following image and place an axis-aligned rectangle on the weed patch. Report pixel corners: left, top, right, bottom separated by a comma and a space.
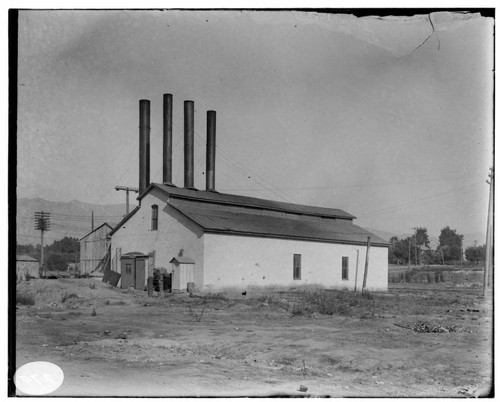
60, 292, 79, 303
301, 290, 376, 316
275, 357, 297, 366
17, 290, 35, 306
203, 293, 228, 302
188, 306, 206, 322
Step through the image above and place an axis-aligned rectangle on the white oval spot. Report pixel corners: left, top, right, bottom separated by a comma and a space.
14, 361, 64, 395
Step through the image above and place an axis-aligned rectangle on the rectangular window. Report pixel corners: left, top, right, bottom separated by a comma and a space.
151, 205, 158, 231
342, 256, 349, 280
293, 254, 301, 280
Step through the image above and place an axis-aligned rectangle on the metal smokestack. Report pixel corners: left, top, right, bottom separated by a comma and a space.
184, 100, 195, 188
206, 110, 216, 191
163, 93, 173, 184
139, 99, 151, 194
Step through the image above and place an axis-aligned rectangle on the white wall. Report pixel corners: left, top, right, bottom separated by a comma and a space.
110, 189, 205, 288
203, 234, 388, 291
111, 188, 388, 292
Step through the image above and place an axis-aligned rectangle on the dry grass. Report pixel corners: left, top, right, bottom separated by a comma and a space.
60, 292, 79, 303
250, 288, 477, 318
16, 290, 36, 306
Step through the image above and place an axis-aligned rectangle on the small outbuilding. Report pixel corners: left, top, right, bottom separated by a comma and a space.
79, 223, 113, 275
16, 255, 39, 279
170, 254, 195, 292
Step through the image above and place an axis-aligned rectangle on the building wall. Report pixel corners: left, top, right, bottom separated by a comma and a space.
16, 261, 39, 279
80, 225, 111, 274
203, 233, 388, 291
110, 189, 205, 288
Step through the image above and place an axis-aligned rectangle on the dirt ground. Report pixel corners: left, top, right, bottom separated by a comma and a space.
14, 278, 493, 397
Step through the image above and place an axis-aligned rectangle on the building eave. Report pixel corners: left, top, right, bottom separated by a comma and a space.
202, 229, 390, 247
79, 222, 114, 241
108, 206, 141, 237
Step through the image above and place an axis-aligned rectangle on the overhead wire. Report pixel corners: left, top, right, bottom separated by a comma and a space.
357, 181, 483, 219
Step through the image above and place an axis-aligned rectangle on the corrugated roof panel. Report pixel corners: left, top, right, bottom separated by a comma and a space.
169, 200, 389, 246
148, 183, 356, 220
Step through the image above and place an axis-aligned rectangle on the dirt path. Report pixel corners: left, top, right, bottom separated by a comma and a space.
14, 279, 493, 397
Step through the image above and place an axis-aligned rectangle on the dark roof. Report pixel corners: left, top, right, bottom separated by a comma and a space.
79, 222, 114, 241
140, 183, 356, 220
16, 254, 38, 262
168, 200, 389, 247
169, 256, 195, 264
108, 206, 141, 236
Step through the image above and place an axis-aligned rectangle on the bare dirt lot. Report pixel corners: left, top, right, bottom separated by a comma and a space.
14, 277, 493, 397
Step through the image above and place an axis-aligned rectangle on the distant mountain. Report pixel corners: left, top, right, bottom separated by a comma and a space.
17, 198, 486, 249
16, 197, 133, 245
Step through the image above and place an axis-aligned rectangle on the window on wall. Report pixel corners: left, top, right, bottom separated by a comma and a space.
151, 205, 158, 230
342, 256, 349, 280
293, 254, 301, 280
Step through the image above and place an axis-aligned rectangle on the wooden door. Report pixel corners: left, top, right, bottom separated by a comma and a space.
135, 258, 146, 291
120, 259, 134, 289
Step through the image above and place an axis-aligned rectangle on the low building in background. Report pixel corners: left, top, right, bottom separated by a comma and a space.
16, 254, 39, 279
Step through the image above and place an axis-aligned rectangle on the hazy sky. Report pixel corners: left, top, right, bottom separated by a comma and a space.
16, 9, 494, 237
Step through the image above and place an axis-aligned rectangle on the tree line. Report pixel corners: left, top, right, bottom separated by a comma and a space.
389, 226, 486, 266
16, 236, 80, 271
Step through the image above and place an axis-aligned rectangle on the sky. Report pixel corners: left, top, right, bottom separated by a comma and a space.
15, 9, 494, 238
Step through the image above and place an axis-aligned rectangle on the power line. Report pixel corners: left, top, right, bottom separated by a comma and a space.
357, 181, 483, 218
218, 175, 478, 192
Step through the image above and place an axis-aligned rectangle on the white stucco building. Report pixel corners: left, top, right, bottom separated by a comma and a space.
109, 95, 389, 292
109, 184, 389, 292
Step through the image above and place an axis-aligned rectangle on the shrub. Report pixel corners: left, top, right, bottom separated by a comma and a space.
17, 290, 35, 306
60, 292, 78, 303
203, 293, 228, 301
301, 289, 376, 316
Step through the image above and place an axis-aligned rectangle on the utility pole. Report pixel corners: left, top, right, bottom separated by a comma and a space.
362, 236, 371, 292
35, 211, 50, 277
115, 186, 139, 216
91, 211, 94, 231
412, 227, 418, 266
408, 236, 411, 269
354, 249, 360, 292
484, 167, 494, 296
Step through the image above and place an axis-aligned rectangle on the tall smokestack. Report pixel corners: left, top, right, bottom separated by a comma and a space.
139, 99, 151, 194
206, 110, 216, 191
184, 100, 195, 188
163, 93, 173, 185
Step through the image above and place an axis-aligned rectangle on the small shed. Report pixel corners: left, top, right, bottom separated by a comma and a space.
80, 223, 113, 275
169, 256, 195, 292
16, 255, 39, 279
67, 262, 80, 276
120, 252, 147, 290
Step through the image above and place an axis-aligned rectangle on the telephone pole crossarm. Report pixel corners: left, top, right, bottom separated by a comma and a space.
34, 211, 50, 277
115, 186, 139, 216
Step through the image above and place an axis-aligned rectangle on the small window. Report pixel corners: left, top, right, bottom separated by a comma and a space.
293, 254, 301, 280
342, 256, 349, 280
151, 205, 158, 230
